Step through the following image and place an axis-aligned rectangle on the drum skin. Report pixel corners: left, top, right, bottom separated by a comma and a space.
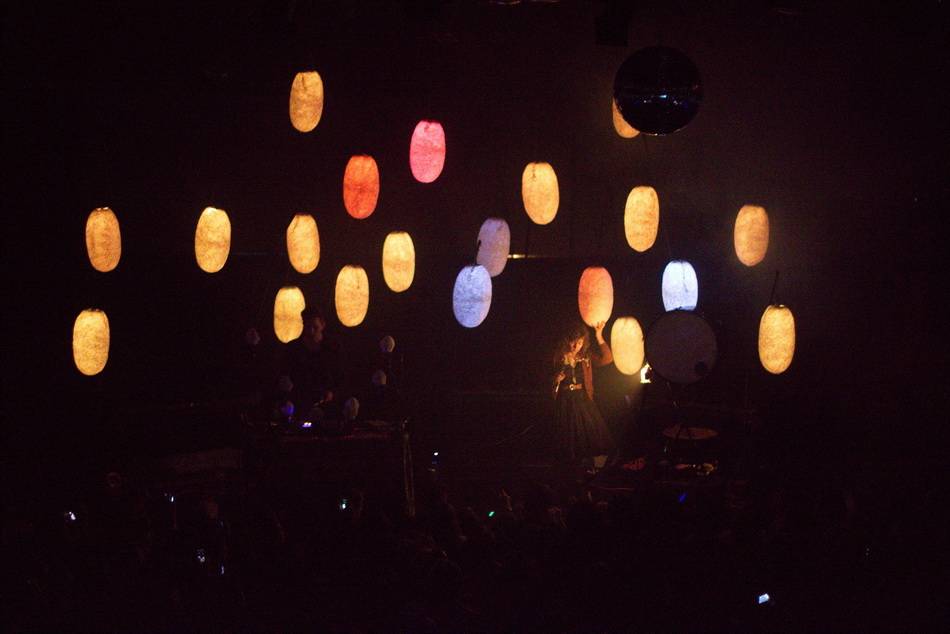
645, 310, 717, 384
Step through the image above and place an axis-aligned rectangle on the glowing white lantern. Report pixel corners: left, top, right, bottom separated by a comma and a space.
453, 265, 492, 328
476, 218, 511, 277
611, 317, 645, 375
662, 260, 698, 311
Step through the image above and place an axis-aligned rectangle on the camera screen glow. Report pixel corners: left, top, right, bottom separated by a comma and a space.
758, 593, 770, 605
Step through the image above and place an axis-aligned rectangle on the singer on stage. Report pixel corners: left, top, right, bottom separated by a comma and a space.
551, 321, 614, 473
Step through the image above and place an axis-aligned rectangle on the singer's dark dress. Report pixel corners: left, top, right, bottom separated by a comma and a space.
553, 361, 613, 462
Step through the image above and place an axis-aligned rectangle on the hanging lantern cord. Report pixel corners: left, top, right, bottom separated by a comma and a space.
768, 269, 780, 305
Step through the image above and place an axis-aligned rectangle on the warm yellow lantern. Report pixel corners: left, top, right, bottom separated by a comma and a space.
286, 214, 320, 273
289, 71, 324, 132
274, 286, 306, 343
85, 207, 121, 272
343, 155, 380, 219
758, 304, 795, 374
734, 205, 770, 266
382, 232, 415, 292
611, 317, 645, 375
522, 162, 559, 225
194, 207, 231, 273
612, 98, 640, 138
624, 186, 659, 252
335, 265, 369, 327
73, 309, 109, 376
578, 266, 614, 326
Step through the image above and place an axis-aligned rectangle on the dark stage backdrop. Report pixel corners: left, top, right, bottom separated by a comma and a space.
4, 2, 946, 496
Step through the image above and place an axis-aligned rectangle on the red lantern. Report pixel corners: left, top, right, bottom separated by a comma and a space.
409, 120, 446, 183
343, 155, 380, 219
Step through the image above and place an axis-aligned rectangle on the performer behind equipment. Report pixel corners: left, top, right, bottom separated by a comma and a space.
550, 320, 614, 473
276, 307, 346, 421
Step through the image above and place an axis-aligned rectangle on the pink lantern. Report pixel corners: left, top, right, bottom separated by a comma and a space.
409, 120, 446, 183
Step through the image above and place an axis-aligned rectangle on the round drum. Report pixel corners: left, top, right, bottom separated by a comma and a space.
645, 310, 717, 384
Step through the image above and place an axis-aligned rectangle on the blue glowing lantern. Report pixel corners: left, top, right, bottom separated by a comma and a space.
661, 260, 698, 311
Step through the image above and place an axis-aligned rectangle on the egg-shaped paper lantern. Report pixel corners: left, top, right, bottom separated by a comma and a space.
85, 207, 121, 272
624, 186, 659, 252
611, 99, 640, 138
661, 260, 698, 311
274, 286, 306, 343
409, 120, 446, 183
195, 207, 231, 273
522, 162, 559, 225
578, 267, 614, 326
289, 71, 324, 132
286, 214, 320, 273
453, 265, 492, 328
611, 317, 645, 375
758, 304, 795, 374
734, 204, 770, 266
382, 231, 415, 292
343, 155, 380, 219
335, 265, 369, 327
73, 309, 110, 376
476, 218, 511, 277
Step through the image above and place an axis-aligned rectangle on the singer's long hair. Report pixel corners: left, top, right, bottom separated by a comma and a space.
553, 322, 590, 368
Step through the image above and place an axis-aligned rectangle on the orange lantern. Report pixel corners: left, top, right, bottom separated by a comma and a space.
85, 207, 121, 272
624, 186, 659, 252
578, 267, 614, 326
409, 120, 446, 183
274, 287, 306, 343
73, 309, 109, 376
612, 99, 640, 138
734, 205, 770, 266
195, 207, 231, 273
286, 214, 320, 273
335, 265, 369, 327
382, 231, 415, 292
611, 317, 645, 375
343, 155, 380, 219
289, 71, 324, 132
758, 304, 795, 374
522, 162, 559, 225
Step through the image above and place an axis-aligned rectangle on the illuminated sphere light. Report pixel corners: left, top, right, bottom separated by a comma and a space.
611, 317, 645, 375
409, 120, 446, 183
476, 218, 511, 277
522, 162, 559, 225
286, 214, 320, 274
758, 304, 795, 374
624, 186, 659, 252
289, 71, 324, 132
734, 204, 770, 266
73, 309, 109, 376
578, 267, 614, 326
274, 286, 306, 343
382, 231, 415, 292
335, 265, 369, 327
195, 207, 231, 273
611, 99, 639, 138
343, 155, 380, 219
85, 207, 121, 272
661, 260, 698, 311
453, 265, 492, 328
